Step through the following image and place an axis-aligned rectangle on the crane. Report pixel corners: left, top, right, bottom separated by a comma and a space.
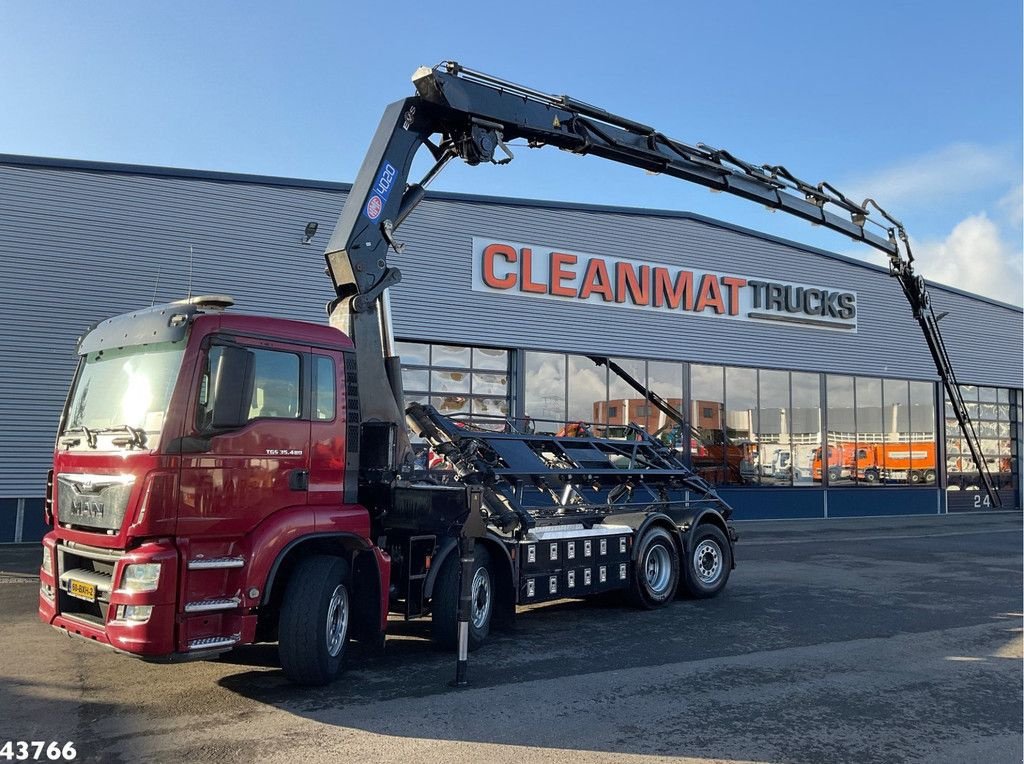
322, 61, 998, 507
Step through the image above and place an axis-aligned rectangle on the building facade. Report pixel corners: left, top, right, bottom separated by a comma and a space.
1, 154, 1021, 542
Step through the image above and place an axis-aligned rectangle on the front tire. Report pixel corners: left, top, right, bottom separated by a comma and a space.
629, 526, 680, 609
432, 544, 492, 651
278, 555, 351, 686
682, 524, 732, 599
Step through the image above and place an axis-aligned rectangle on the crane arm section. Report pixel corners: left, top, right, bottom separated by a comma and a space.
323, 61, 998, 505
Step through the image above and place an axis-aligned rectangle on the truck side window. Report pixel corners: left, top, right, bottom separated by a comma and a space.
249, 349, 301, 419
314, 355, 336, 421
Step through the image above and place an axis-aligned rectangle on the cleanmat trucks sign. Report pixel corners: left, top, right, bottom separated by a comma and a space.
471, 237, 858, 332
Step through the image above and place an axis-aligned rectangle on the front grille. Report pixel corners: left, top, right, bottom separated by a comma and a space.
56, 473, 134, 532
57, 543, 120, 625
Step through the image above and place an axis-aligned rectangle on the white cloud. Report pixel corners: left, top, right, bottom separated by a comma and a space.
843, 143, 1017, 209
912, 213, 1023, 306
997, 184, 1023, 228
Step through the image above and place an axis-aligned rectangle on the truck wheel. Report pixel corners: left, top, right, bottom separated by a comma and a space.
431, 545, 492, 651
278, 555, 351, 686
909, 470, 922, 484
629, 526, 680, 609
863, 469, 880, 484
682, 524, 732, 599
924, 469, 936, 483
827, 467, 842, 481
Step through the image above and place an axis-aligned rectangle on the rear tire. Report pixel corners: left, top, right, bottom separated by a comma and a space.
278, 555, 351, 686
629, 526, 680, 609
431, 545, 492, 651
682, 524, 732, 599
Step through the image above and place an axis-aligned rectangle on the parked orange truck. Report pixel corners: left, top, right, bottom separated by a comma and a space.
813, 443, 937, 484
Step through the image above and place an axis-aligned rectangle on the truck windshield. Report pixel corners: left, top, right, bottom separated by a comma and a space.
63, 341, 185, 440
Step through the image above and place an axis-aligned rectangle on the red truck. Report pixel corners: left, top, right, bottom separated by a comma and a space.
39, 64, 747, 685
37, 61, 992, 684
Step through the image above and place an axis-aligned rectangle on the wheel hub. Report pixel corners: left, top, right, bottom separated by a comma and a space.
693, 540, 722, 585
325, 584, 349, 657
644, 544, 672, 594
471, 567, 492, 630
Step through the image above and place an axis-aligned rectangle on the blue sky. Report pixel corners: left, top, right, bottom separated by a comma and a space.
2, 1, 1021, 303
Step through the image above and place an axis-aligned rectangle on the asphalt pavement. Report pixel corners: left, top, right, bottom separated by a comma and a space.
0, 511, 1021, 763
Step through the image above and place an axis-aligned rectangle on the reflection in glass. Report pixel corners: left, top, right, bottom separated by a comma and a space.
791, 372, 821, 487
759, 370, 791, 487
825, 375, 855, 485
524, 352, 566, 432
691, 365, 725, 483
432, 345, 471, 368
569, 355, 607, 430
725, 367, 757, 485
909, 381, 936, 484
431, 370, 471, 394
881, 379, 909, 485
648, 361, 685, 449
602, 357, 646, 437
855, 377, 883, 485
473, 347, 509, 370
395, 341, 429, 365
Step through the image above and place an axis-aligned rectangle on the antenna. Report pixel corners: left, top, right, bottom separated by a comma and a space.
187, 245, 194, 301
150, 264, 163, 306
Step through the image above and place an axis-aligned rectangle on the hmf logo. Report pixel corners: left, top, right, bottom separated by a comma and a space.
364, 162, 397, 221
471, 238, 857, 330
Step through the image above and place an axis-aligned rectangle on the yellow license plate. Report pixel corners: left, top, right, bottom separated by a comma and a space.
68, 579, 96, 602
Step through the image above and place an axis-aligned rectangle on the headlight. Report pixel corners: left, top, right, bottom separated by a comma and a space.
117, 604, 153, 623
121, 563, 161, 592
41, 546, 52, 576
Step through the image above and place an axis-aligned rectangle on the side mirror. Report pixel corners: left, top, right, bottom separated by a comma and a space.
209, 346, 255, 430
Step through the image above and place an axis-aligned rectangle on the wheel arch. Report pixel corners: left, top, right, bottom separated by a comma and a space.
679, 508, 735, 568
261, 533, 385, 642
627, 513, 685, 562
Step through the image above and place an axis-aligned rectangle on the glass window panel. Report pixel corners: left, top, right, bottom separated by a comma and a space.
791, 372, 821, 487
998, 421, 1011, 438
524, 352, 566, 432
881, 379, 909, 485
605, 357, 646, 432
997, 388, 1009, 404
759, 369, 791, 487
432, 369, 471, 394
395, 341, 429, 365
691, 364, 725, 484
725, 367, 757, 485
401, 368, 429, 392
432, 345, 471, 368
979, 420, 998, 438
472, 347, 509, 370
979, 386, 997, 403
909, 381, 937, 484
826, 375, 855, 485
248, 349, 301, 420
995, 404, 1011, 421
979, 402, 998, 420
473, 372, 508, 396
961, 385, 978, 401
648, 361, 684, 448
567, 354, 607, 429
314, 356, 336, 421
432, 394, 469, 416
855, 377, 884, 485
471, 397, 509, 429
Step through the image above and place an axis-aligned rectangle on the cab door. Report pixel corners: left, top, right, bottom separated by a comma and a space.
177, 336, 311, 538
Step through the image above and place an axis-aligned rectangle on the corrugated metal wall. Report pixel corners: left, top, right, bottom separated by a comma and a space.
1, 157, 1021, 502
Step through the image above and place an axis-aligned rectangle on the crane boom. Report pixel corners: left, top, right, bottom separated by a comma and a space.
323, 61, 998, 505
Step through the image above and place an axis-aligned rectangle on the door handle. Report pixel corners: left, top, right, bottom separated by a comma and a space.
288, 469, 309, 491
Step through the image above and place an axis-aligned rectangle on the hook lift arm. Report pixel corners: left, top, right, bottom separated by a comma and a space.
322, 61, 998, 506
